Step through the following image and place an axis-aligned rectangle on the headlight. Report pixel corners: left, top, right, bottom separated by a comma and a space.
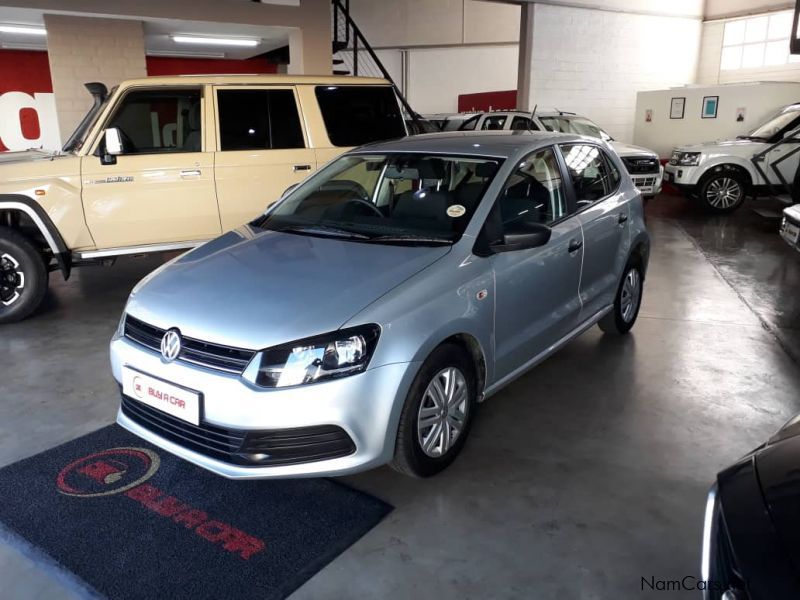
248, 324, 381, 388
115, 312, 126, 338
671, 151, 701, 166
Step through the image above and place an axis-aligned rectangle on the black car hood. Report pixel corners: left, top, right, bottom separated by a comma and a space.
756, 434, 800, 576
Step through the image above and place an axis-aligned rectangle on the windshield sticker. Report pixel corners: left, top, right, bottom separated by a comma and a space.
447, 204, 466, 218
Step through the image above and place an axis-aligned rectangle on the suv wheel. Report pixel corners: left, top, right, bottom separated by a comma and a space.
698, 171, 747, 213
390, 343, 477, 477
599, 260, 643, 335
0, 227, 48, 324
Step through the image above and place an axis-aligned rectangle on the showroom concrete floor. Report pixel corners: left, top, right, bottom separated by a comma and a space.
1, 194, 799, 599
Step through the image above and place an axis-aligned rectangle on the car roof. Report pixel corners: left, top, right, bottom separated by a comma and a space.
118, 74, 391, 86
354, 130, 591, 158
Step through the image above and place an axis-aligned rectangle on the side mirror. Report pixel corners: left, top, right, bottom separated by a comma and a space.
491, 222, 552, 253
101, 127, 123, 165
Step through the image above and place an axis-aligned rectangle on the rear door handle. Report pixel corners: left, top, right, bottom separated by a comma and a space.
180, 169, 201, 178
568, 239, 583, 253
618, 212, 629, 225
293, 164, 312, 172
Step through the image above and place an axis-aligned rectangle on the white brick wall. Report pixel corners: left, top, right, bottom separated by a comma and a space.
44, 15, 147, 140
526, 4, 701, 144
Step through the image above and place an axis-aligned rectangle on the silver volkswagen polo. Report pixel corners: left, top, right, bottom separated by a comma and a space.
110, 131, 649, 479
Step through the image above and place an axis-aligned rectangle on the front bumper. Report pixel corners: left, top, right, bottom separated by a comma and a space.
780, 207, 800, 253
664, 162, 704, 188
631, 165, 664, 197
110, 334, 420, 479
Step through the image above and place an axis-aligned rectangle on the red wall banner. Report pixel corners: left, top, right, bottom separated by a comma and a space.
457, 90, 517, 113
0, 50, 277, 152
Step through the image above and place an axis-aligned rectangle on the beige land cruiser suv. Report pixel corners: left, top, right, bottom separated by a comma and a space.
0, 74, 406, 323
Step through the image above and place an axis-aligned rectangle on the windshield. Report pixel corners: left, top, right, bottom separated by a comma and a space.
62, 92, 113, 153
746, 109, 800, 140
539, 116, 612, 141
256, 153, 502, 245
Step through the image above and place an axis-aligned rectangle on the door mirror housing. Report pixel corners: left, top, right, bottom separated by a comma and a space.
101, 127, 123, 165
491, 222, 552, 253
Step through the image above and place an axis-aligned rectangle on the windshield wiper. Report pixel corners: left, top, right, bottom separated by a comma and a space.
273, 224, 370, 240
365, 235, 452, 245
736, 135, 766, 141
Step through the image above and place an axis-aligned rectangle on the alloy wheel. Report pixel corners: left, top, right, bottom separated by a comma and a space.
0, 252, 25, 307
620, 268, 641, 323
417, 367, 469, 458
706, 177, 742, 209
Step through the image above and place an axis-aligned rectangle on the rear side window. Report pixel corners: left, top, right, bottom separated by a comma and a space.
481, 115, 507, 130
511, 116, 537, 130
315, 86, 405, 147
217, 89, 305, 151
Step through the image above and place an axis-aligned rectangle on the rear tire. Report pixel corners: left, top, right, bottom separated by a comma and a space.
390, 344, 477, 478
697, 170, 747, 213
599, 259, 643, 335
0, 227, 48, 324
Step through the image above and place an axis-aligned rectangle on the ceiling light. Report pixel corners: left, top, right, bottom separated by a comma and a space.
171, 35, 258, 47
147, 49, 226, 58
0, 24, 46, 35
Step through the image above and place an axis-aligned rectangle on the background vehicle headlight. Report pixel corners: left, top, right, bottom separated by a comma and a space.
251, 324, 381, 388
676, 152, 701, 166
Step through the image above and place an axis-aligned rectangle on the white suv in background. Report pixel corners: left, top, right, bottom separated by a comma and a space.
428, 110, 664, 198
665, 103, 800, 213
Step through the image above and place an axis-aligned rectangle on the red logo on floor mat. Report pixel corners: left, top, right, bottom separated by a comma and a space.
56, 447, 266, 559
56, 447, 160, 498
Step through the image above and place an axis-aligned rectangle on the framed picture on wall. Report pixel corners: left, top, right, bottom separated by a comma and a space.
702, 96, 719, 119
670, 97, 685, 119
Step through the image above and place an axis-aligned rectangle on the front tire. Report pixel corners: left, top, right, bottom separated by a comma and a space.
698, 171, 747, 213
390, 344, 477, 478
0, 227, 48, 324
599, 260, 643, 335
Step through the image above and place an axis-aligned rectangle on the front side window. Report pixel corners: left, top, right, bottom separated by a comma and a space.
560, 144, 615, 205
315, 86, 405, 147
482, 115, 507, 130
217, 89, 304, 151
256, 153, 501, 244
104, 88, 202, 154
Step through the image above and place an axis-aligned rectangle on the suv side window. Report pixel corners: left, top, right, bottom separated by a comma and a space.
217, 89, 305, 151
314, 86, 405, 147
482, 115, 507, 130
560, 144, 616, 206
511, 116, 537, 130
104, 88, 202, 154
458, 115, 480, 131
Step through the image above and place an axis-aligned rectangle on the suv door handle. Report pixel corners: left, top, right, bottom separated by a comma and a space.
293, 164, 312, 172
618, 212, 629, 225
180, 169, 202, 178
568, 239, 583, 253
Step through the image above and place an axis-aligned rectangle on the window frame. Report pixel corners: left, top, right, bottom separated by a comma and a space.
556, 142, 622, 213
212, 85, 308, 152
91, 85, 206, 157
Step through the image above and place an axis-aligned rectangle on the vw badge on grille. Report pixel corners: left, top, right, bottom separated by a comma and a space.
160, 329, 182, 362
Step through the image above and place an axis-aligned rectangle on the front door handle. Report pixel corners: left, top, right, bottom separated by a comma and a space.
568, 238, 583, 253
180, 169, 202, 178
293, 164, 312, 172
618, 212, 629, 225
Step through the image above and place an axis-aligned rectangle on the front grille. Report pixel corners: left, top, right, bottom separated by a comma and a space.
124, 314, 256, 374
622, 156, 660, 174
632, 175, 658, 189
121, 394, 357, 466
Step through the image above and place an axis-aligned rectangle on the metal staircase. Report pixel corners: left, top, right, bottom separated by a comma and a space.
331, 0, 421, 122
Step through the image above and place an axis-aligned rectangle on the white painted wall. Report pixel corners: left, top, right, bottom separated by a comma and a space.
633, 81, 800, 157
524, 3, 701, 144
406, 45, 519, 113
